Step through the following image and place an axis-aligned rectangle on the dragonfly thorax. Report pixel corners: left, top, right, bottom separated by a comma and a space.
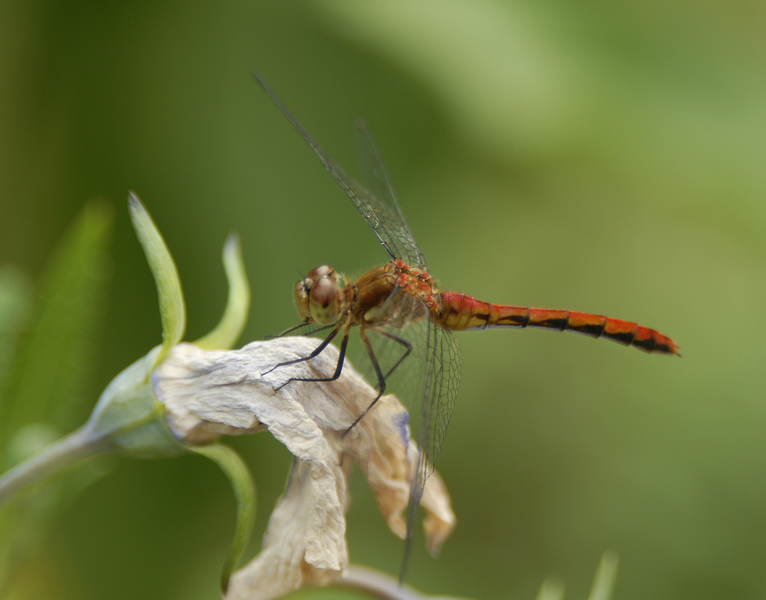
295, 265, 343, 325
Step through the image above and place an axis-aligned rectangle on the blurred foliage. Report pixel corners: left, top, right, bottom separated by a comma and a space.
0, 203, 113, 441
0, 268, 31, 398
1, 0, 766, 599
0, 204, 113, 596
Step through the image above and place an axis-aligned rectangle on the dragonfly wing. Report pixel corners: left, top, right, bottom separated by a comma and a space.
362, 286, 460, 487
359, 289, 429, 406
400, 318, 460, 581
253, 73, 425, 268
360, 288, 460, 580
354, 120, 427, 270
420, 321, 461, 474
409, 319, 460, 502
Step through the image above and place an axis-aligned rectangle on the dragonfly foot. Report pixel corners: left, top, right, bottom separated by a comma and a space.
273, 378, 293, 392
342, 392, 382, 439
261, 364, 280, 376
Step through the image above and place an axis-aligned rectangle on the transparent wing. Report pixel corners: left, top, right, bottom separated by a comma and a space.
361, 296, 457, 499
253, 73, 426, 269
414, 320, 461, 489
354, 120, 427, 270
400, 317, 460, 581
357, 286, 459, 468
355, 287, 426, 415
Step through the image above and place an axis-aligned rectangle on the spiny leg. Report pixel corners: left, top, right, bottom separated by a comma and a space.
264, 322, 334, 340
262, 324, 341, 377
276, 331, 350, 391
376, 328, 413, 380
342, 327, 412, 438
343, 328, 386, 437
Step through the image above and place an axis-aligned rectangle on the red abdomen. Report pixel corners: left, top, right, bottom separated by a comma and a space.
437, 291, 679, 355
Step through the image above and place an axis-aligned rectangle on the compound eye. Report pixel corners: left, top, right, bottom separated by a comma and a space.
294, 279, 312, 321
309, 277, 339, 325
308, 265, 335, 280
298, 278, 311, 298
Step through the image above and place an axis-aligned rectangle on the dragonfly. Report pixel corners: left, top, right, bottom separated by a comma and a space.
252, 73, 680, 579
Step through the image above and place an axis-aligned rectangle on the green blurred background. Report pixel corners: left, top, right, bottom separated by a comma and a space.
2, 0, 765, 599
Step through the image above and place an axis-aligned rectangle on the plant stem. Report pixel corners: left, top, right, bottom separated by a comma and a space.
0, 425, 105, 505
335, 565, 473, 600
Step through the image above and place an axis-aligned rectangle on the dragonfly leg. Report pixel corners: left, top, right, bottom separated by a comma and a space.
375, 329, 413, 380
271, 331, 348, 391
343, 328, 390, 438
264, 322, 334, 340
262, 324, 341, 377
274, 331, 350, 391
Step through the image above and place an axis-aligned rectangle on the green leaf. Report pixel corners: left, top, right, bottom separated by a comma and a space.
0, 202, 113, 454
194, 233, 251, 350
191, 443, 256, 592
128, 192, 186, 366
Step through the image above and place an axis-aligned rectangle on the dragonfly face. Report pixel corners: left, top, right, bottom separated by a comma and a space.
295, 264, 341, 325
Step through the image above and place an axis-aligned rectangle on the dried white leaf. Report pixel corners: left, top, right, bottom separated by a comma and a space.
152, 337, 455, 600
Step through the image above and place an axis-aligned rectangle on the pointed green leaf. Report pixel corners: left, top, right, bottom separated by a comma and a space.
194, 234, 251, 350
128, 192, 186, 365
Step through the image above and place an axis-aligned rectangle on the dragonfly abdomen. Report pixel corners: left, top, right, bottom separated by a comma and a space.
438, 291, 679, 355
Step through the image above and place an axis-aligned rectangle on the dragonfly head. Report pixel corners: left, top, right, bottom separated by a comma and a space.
295, 265, 340, 325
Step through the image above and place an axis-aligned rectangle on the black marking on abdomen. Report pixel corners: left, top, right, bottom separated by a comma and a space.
495, 313, 527, 327
602, 330, 636, 346
537, 317, 569, 331
571, 322, 607, 337
473, 311, 491, 324
632, 336, 658, 352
